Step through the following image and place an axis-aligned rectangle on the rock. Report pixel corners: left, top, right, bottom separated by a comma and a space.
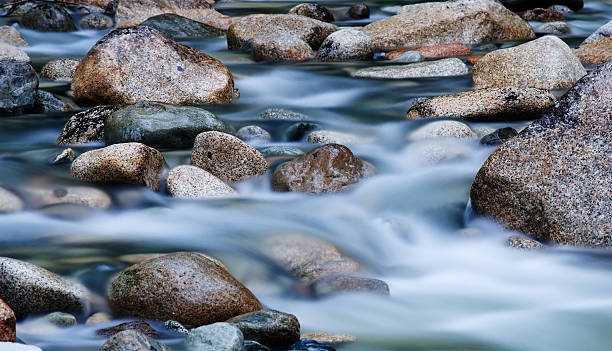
408, 121, 476, 140
236, 126, 271, 143
0, 299, 15, 342
506, 236, 545, 250
347, 3, 369, 19
499, 0, 583, 12
406, 87, 556, 121
85, 311, 112, 324
262, 235, 362, 282
0, 60, 38, 114
165, 165, 236, 199
105, 102, 234, 148
353, 58, 468, 79
20, 4, 77, 32
40, 58, 80, 81
386, 51, 423, 63
140, 14, 226, 40
574, 37, 612, 66
286, 122, 319, 141
362, 0, 535, 52
252, 35, 314, 62
300, 333, 355, 345
227, 310, 299, 349
470, 59, 612, 247
389, 43, 471, 61
306, 131, 366, 144
56, 106, 119, 145
99, 330, 172, 351
114, 0, 226, 28
245, 341, 270, 351
519, 8, 565, 22
289, 3, 334, 22
0, 44, 29, 63
259, 146, 304, 158
466, 56, 482, 65
79, 13, 114, 30
227, 15, 337, 51
0, 27, 28, 47
290, 339, 335, 351
71, 142, 165, 190
583, 20, 612, 44
97, 321, 160, 338
480, 127, 518, 145
259, 108, 309, 121
45, 312, 77, 327
272, 144, 374, 193
52, 148, 76, 164
34, 90, 70, 113
0, 343, 42, 351
72, 26, 236, 106
0, 257, 89, 320
108, 252, 262, 326
315, 29, 373, 62
473, 35, 586, 89
0, 187, 23, 213
186, 322, 245, 351
309, 275, 389, 297
20, 185, 112, 209
164, 320, 189, 335
536, 21, 571, 35
191, 131, 268, 183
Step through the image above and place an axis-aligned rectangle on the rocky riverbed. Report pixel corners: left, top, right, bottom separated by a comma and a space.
1, 0, 612, 350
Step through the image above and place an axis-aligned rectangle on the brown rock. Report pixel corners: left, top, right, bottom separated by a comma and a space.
190, 131, 268, 183
56, 106, 119, 145
413, 43, 472, 60
41, 58, 80, 81
72, 26, 235, 106
108, 252, 262, 327
71, 142, 165, 190
519, 8, 565, 22
97, 321, 161, 338
466, 55, 482, 65
115, 0, 225, 28
271, 144, 373, 193
288, 3, 334, 22
574, 37, 612, 66
252, 35, 314, 62
0, 299, 16, 342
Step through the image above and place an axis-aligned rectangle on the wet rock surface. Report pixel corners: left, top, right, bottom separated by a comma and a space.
56, 106, 119, 145
79, 13, 114, 30
227, 310, 300, 349
40, 58, 80, 81
408, 121, 477, 140
252, 34, 314, 62
99, 330, 172, 351
480, 127, 519, 146
309, 275, 390, 297
0, 60, 38, 114
21, 3, 77, 32
353, 58, 468, 79
114, 0, 226, 28
186, 322, 245, 351
165, 165, 236, 199
519, 8, 565, 22
289, 3, 334, 22
574, 37, 612, 66
316, 29, 373, 62
97, 320, 160, 338
506, 236, 545, 250
140, 14, 226, 40
0, 299, 16, 342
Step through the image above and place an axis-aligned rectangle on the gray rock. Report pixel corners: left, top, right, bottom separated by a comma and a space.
186, 323, 245, 351
0, 60, 38, 114
0, 44, 29, 63
480, 127, 519, 145
79, 13, 114, 30
52, 148, 76, 164
0, 343, 42, 351
288, 3, 334, 22
97, 320, 160, 338
353, 58, 468, 79
471, 59, 612, 247
0, 257, 90, 320
45, 312, 77, 327
99, 330, 172, 351
0, 187, 23, 213
252, 34, 314, 62
164, 320, 189, 335
407, 87, 556, 121
165, 165, 236, 199
362, 0, 535, 52
191, 131, 268, 183
347, 3, 369, 19
140, 14, 226, 40
20, 185, 112, 209
505, 236, 545, 250
105, 102, 234, 148
389, 51, 423, 64
56, 106, 119, 145
85, 312, 112, 325
316, 29, 373, 62
258, 108, 309, 121
114, 0, 225, 28
0, 26, 28, 47
21, 3, 77, 32
244, 341, 270, 351
40, 58, 80, 81
227, 310, 300, 349
309, 275, 390, 297
71, 142, 165, 190
473, 35, 586, 89
35, 90, 70, 113
259, 146, 304, 158
72, 26, 236, 106
536, 21, 571, 35
236, 126, 272, 142
306, 130, 368, 144
574, 37, 612, 66
583, 19, 612, 44
408, 121, 477, 140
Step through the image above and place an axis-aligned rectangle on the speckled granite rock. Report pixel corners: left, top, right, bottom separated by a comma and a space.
99, 330, 172, 351
471, 59, 612, 247
499, 0, 583, 12
45, 312, 77, 327
72, 26, 236, 106
20, 185, 112, 209
97, 320, 160, 338
536, 21, 571, 35
353, 58, 468, 79
407, 87, 556, 121
108, 252, 262, 327
0, 299, 16, 342
316, 29, 373, 62
35, 90, 70, 113
20, 3, 77, 32
114, 0, 226, 28
408, 121, 476, 140
272, 144, 374, 193
473, 36, 586, 89
0, 44, 29, 62
306, 130, 367, 144
309, 274, 390, 297
519, 8, 565, 22
186, 322, 245, 351
71, 142, 165, 190
227, 310, 300, 349
56, 106, 119, 145
165, 165, 236, 199
583, 19, 612, 44
41, 58, 80, 81
505, 236, 545, 250
289, 3, 334, 22
79, 13, 113, 30
191, 131, 268, 183
0, 26, 28, 46
236, 126, 271, 143
252, 35, 314, 62
258, 108, 309, 121
362, 0, 534, 52
0, 187, 23, 213
574, 37, 612, 66
0, 60, 38, 114
140, 14, 226, 40
0, 257, 90, 320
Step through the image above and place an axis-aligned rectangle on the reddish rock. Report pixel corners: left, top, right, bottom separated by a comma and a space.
519, 8, 565, 22
466, 56, 482, 65
386, 43, 471, 61
0, 299, 16, 342
385, 50, 408, 60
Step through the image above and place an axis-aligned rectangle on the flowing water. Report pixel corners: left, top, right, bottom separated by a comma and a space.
1, 1, 612, 350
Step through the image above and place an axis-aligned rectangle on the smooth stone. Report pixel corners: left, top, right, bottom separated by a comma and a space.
252, 34, 314, 62
388, 43, 471, 61
79, 13, 113, 30
473, 35, 586, 89
20, 185, 111, 209
499, 0, 583, 12
470, 59, 612, 247
52, 148, 76, 164
45, 312, 77, 328
97, 321, 160, 338
20, 4, 77, 32
0, 44, 29, 63
286, 122, 320, 141
0, 299, 16, 342
0, 187, 24, 213
0, 257, 90, 320
244, 340, 270, 351
300, 333, 355, 345
480, 127, 519, 145
0, 60, 37, 114
306, 130, 367, 144
519, 8, 565, 22
236, 126, 271, 143
85, 312, 112, 325
583, 19, 612, 44
353, 58, 468, 79
227, 310, 300, 349
259, 146, 304, 158
347, 3, 369, 19
71, 142, 165, 190
388, 51, 423, 64
105, 102, 234, 148
506, 236, 545, 250
316, 29, 373, 62
34, 90, 70, 113
72, 26, 236, 106
406, 87, 556, 121
191, 131, 268, 183
164, 320, 189, 335
114, 0, 226, 28
289, 339, 335, 351
0, 27, 28, 47
108, 252, 262, 326
140, 14, 226, 40
408, 121, 477, 140
0, 343, 42, 351
40, 58, 80, 81
362, 0, 534, 52
99, 330, 172, 351
258, 108, 309, 121
186, 322, 245, 351
56, 106, 119, 145
308, 275, 390, 297
574, 37, 612, 66
289, 3, 334, 22
165, 165, 236, 199
536, 21, 571, 35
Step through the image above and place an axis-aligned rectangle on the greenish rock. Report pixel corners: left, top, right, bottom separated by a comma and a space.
186, 322, 245, 351
227, 310, 300, 349
164, 320, 189, 335
21, 4, 77, 32
45, 312, 77, 327
390, 51, 423, 64
141, 14, 226, 40
259, 146, 304, 158
105, 102, 234, 148
286, 122, 320, 141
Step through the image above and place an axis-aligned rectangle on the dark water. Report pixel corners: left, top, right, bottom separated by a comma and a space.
1, 1, 612, 350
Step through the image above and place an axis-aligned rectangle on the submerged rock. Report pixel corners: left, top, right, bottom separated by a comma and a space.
316, 29, 373, 62
0, 60, 38, 114
506, 236, 545, 250
258, 108, 309, 121
20, 185, 112, 209
0, 187, 24, 213
56, 106, 119, 145
34, 90, 70, 113
140, 14, 226, 40
536, 21, 571, 35
45, 312, 77, 328
290, 339, 336, 351
408, 121, 477, 140
236, 126, 272, 143
0, 26, 28, 47
309, 275, 390, 297
227, 310, 300, 349
21, 4, 77, 32
40, 58, 80, 81
353, 58, 468, 79
0, 299, 15, 342
99, 330, 172, 351
165, 165, 236, 199
186, 323, 244, 351
583, 19, 612, 44
306, 130, 366, 145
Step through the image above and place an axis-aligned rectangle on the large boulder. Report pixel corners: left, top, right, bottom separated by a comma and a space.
473, 35, 586, 89
0, 60, 38, 114
115, 0, 227, 28
72, 26, 236, 106
362, 0, 534, 52
108, 252, 262, 326
471, 59, 612, 247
